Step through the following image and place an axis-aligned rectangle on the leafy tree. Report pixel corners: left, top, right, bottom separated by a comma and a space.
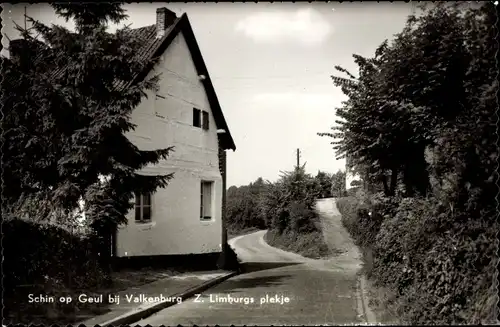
330, 170, 346, 198
320, 2, 498, 324
314, 171, 333, 198
2, 3, 174, 264
319, 2, 497, 200
226, 178, 267, 231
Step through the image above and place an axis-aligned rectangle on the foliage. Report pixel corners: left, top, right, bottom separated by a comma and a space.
3, 217, 106, 289
227, 165, 331, 257
329, 170, 347, 197
264, 228, 330, 259
3, 216, 110, 324
350, 180, 362, 187
336, 192, 388, 251
264, 165, 321, 234
319, 3, 497, 200
313, 170, 334, 198
2, 3, 174, 237
372, 198, 497, 324
327, 2, 498, 324
227, 167, 328, 235
226, 177, 267, 232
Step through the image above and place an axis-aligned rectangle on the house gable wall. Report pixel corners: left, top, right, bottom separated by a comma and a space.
116, 31, 223, 257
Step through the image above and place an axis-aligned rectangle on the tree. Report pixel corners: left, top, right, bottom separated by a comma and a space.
318, 3, 498, 323
314, 171, 333, 199
330, 170, 346, 198
319, 2, 497, 200
226, 178, 267, 231
2, 3, 174, 265
261, 165, 321, 234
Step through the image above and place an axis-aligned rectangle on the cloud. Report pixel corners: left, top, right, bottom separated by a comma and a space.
235, 8, 332, 46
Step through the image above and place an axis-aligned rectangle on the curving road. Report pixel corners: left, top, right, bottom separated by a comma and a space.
139, 198, 367, 326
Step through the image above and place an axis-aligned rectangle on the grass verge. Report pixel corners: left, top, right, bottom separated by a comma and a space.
263, 228, 331, 259
336, 196, 400, 324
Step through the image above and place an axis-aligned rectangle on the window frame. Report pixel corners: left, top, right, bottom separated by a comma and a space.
193, 108, 209, 130
200, 181, 213, 220
193, 108, 201, 128
202, 110, 209, 130
134, 192, 152, 223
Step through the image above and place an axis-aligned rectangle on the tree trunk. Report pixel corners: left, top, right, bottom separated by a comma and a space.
389, 167, 398, 196
403, 165, 415, 197
381, 174, 390, 196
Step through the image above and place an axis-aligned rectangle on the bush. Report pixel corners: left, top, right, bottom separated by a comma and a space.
257, 166, 331, 257
264, 229, 330, 259
341, 191, 498, 324
324, 2, 497, 324
288, 201, 320, 234
226, 178, 267, 232
4, 218, 107, 288
372, 198, 498, 324
337, 191, 388, 251
3, 218, 109, 322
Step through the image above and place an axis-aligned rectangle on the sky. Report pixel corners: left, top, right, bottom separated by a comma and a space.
2, 2, 414, 187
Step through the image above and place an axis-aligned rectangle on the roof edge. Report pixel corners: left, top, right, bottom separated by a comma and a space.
135, 13, 236, 151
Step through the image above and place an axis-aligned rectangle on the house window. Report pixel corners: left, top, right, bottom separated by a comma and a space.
193, 108, 209, 130
202, 111, 209, 130
134, 192, 152, 222
200, 181, 213, 220
193, 108, 201, 127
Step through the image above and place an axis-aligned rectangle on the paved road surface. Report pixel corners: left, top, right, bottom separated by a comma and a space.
139, 198, 366, 326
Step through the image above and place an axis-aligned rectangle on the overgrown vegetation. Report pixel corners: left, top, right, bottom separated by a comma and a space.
226, 177, 268, 233
322, 3, 498, 324
3, 218, 179, 325
3, 219, 109, 324
227, 167, 340, 258
2, 3, 175, 324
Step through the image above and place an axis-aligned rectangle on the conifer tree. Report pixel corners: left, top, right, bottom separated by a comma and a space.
2, 3, 174, 243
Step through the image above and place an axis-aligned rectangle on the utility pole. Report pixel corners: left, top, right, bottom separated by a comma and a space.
296, 148, 300, 169
24, 6, 27, 30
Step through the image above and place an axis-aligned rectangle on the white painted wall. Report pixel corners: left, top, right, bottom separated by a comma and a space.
346, 167, 362, 190
346, 171, 359, 190
116, 31, 223, 257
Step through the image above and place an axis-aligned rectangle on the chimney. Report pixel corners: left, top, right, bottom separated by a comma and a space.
156, 7, 177, 38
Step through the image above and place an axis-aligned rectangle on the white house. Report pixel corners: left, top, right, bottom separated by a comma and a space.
345, 154, 362, 191
111, 8, 236, 265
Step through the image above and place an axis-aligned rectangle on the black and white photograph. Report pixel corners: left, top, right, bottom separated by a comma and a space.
1, 1, 498, 326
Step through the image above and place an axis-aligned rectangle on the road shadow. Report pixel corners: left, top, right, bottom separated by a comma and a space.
240, 261, 303, 274
209, 273, 293, 293
195, 262, 303, 294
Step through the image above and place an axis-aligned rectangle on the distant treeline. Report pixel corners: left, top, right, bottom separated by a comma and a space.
226, 168, 346, 233
226, 167, 346, 258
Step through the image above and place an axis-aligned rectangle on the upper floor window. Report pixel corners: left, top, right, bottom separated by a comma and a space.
202, 111, 209, 130
193, 108, 209, 130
